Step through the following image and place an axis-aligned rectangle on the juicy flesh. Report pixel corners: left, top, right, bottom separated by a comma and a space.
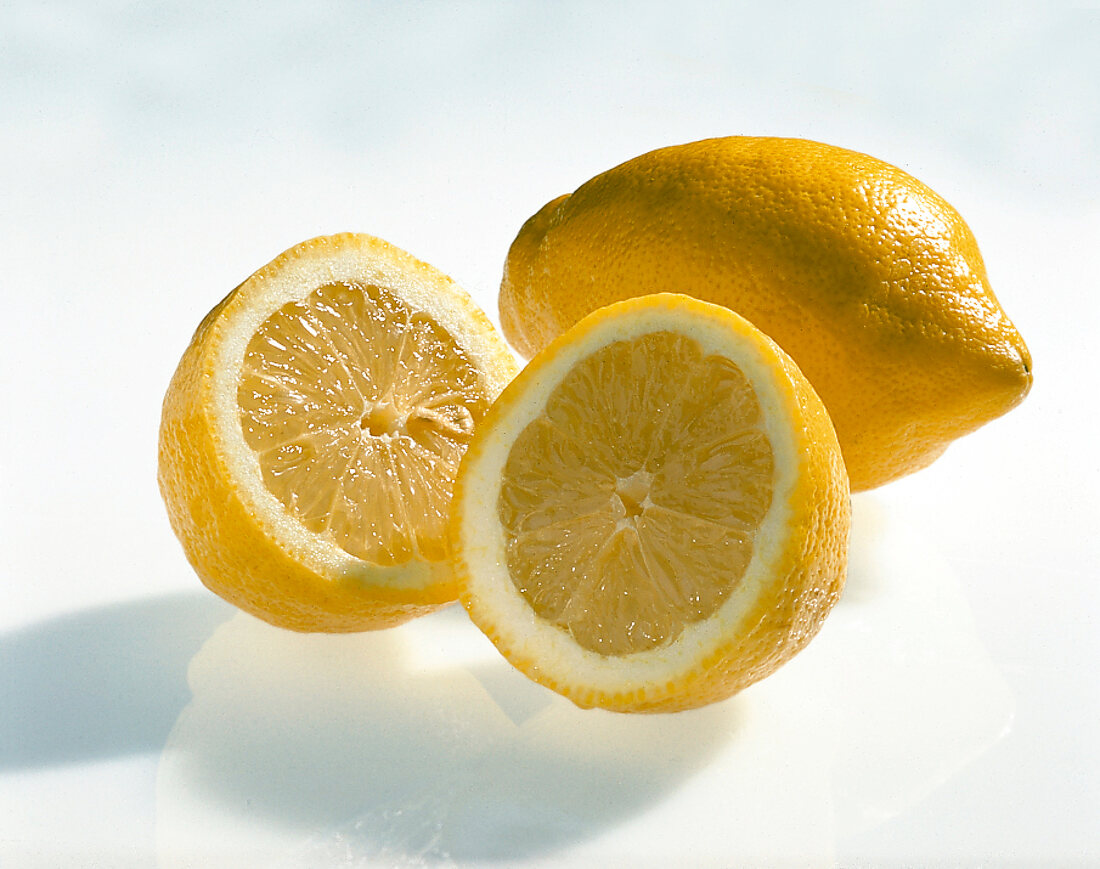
500, 332, 775, 656
238, 281, 491, 564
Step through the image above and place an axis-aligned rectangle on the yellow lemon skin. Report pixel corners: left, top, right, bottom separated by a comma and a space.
500, 137, 1033, 490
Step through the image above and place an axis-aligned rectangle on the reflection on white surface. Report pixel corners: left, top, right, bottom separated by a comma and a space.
156, 606, 737, 867
817, 494, 1015, 840
156, 495, 1012, 867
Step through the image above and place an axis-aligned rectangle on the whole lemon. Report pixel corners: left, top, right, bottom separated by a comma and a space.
500, 136, 1032, 490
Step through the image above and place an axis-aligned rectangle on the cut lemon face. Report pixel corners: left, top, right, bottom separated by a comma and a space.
158, 234, 519, 632
451, 294, 850, 712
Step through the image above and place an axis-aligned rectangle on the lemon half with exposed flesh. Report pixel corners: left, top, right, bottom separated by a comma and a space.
159, 233, 518, 631
452, 293, 851, 712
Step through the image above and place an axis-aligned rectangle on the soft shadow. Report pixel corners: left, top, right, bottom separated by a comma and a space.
1, 593, 234, 770
156, 606, 740, 866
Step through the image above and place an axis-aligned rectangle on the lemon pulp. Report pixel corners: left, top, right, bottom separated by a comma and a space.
499, 331, 775, 656
237, 280, 491, 565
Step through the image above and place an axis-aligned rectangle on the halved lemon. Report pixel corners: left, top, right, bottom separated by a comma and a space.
158, 233, 519, 632
451, 294, 851, 712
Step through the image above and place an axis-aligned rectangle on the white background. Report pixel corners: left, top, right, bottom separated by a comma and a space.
2, 2, 1098, 866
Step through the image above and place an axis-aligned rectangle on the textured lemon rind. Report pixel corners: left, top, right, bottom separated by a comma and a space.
499, 136, 1032, 491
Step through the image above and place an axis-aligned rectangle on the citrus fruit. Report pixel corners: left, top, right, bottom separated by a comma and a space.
499, 136, 1032, 490
451, 293, 851, 713
158, 233, 519, 632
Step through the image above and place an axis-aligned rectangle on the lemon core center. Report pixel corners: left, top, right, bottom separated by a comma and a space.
612, 469, 653, 522
359, 401, 407, 437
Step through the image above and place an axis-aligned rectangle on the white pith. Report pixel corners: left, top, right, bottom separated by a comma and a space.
458, 299, 801, 694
